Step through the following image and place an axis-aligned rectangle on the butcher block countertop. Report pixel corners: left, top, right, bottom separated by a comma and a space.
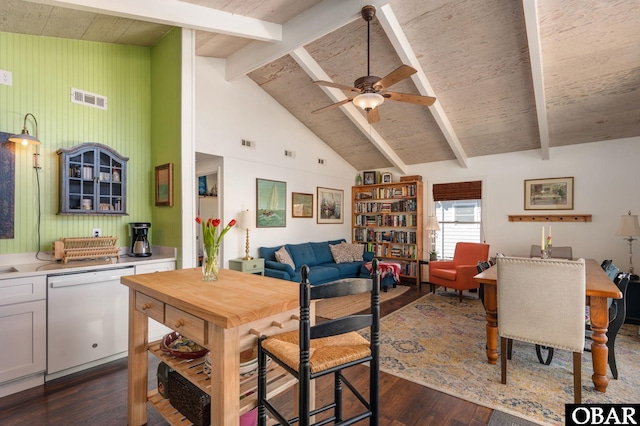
121, 267, 300, 329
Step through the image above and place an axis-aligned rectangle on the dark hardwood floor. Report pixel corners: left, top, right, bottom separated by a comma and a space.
0, 283, 493, 425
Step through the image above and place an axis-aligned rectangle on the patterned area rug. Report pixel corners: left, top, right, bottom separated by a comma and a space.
361, 292, 640, 425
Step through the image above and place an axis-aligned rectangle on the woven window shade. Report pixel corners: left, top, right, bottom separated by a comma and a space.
433, 181, 482, 201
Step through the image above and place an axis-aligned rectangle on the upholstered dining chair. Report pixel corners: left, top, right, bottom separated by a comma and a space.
497, 256, 586, 403
257, 260, 381, 426
429, 242, 490, 302
535, 271, 631, 379
529, 245, 573, 259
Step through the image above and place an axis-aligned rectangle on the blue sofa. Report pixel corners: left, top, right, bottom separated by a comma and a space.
259, 239, 375, 285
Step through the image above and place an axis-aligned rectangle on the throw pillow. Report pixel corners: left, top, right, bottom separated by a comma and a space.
275, 246, 295, 269
349, 243, 365, 261
330, 243, 354, 263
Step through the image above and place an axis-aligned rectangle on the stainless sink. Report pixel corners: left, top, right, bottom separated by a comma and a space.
0, 266, 19, 273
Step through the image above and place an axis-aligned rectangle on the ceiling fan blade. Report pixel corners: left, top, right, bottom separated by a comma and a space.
311, 98, 353, 114
373, 65, 417, 91
367, 106, 380, 124
313, 80, 361, 93
383, 91, 436, 106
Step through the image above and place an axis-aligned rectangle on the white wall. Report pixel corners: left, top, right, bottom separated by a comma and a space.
194, 56, 640, 272
195, 57, 356, 264
404, 137, 640, 270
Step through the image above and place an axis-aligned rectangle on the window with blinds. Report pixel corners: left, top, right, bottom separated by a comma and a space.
433, 181, 482, 259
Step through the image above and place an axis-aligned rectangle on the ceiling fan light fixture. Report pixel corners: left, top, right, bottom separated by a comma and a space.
353, 92, 384, 111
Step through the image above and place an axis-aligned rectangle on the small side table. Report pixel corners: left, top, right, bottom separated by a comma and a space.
418, 259, 429, 292
228, 258, 265, 275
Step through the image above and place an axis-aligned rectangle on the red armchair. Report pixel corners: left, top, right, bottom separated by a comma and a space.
429, 242, 490, 302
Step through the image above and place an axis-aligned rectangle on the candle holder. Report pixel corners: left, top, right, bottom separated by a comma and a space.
541, 245, 552, 259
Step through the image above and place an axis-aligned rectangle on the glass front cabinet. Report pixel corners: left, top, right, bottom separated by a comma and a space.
57, 143, 128, 215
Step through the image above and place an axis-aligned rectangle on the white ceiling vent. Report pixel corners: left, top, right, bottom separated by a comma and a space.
70, 87, 108, 110
317, 158, 326, 165
284, 150, 295, 159
241, 139, 255, 149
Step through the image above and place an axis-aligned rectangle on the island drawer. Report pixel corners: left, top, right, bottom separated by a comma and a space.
135, 292, 164, 323
165, 305, 206, 346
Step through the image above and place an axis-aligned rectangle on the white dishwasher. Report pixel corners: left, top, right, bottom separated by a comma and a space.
47, 266, 134, 378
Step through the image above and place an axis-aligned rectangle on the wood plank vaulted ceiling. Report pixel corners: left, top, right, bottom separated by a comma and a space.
2, 0, 639, 173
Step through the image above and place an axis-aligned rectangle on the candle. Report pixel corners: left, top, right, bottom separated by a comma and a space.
541, 226, 545, 248
548, 225, 552, 247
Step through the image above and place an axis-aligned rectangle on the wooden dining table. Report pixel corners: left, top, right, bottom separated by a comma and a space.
474, 258, 622, 393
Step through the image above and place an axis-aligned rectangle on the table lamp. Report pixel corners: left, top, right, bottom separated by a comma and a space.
615, 210, 640, 274
239, 209, 253, 260
425, 216, 440, 256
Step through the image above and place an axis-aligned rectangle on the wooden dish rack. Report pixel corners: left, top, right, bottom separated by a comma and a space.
53, 236, 120, 264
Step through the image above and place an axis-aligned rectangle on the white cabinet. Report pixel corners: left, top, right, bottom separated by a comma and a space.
0, 275, 46, 397
135, 261, 175, 340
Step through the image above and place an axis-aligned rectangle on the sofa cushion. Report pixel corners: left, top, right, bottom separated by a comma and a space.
326, 261, 361, 277
349, 243, 365, 261
330, 242, 354, 263
310, 242, 334, 265
275, 246, 295, 269
288, 243, 318, 267
259, 245, 282, 262
301, 265, 340, 284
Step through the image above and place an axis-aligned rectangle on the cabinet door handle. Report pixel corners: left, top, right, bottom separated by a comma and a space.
141, 303, 151, 311
174, 319, 185, 328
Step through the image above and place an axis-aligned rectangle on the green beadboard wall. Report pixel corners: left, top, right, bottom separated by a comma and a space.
0, 31, 154, 254
150, 28, 183, 266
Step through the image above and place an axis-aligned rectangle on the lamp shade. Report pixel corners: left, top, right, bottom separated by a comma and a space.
239, 209, 252, 229
352, 93, 384, 111
425, 216, 440, 231
8, 113, 41, 146
616, 211, 640, 237
8, 132, 41, 146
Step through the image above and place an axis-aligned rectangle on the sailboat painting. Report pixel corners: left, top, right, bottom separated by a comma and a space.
256, 178, 286, 227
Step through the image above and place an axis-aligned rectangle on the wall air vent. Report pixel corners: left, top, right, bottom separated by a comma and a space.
284, 150, 295, 159
71, 88, 107, 110
241, 139, 255, 149
317, 158, 326, 165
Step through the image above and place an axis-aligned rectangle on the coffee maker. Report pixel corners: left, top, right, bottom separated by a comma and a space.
129, 222, 151, 257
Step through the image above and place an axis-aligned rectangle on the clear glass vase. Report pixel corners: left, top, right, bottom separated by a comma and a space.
202, 248, 219, 281
541, 246, 552, 259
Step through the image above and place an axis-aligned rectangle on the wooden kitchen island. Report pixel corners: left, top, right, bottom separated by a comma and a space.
121, 267, 302, 426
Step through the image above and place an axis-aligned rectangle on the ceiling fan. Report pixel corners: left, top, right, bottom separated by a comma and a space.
312, 5, 436, 124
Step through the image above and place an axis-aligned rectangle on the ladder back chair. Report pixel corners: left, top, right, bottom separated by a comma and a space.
257, 259, 381, 425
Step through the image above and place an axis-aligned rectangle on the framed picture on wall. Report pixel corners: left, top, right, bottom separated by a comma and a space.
256, 178, 286, 227
292, 192, 313, 218
155, 163, 173, 207
524, 177, 574, 210
382, 172, 392, 183
317, 187, 343, 224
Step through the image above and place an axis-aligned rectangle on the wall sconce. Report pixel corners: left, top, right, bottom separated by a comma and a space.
239, 209, 253, 260
615, 210, 640, 274
8, 113, 41, 169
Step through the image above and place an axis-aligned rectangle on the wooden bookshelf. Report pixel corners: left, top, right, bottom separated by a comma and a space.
352, 180, 423, 285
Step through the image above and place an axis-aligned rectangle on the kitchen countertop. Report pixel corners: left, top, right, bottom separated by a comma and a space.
0, 246, 176, 279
